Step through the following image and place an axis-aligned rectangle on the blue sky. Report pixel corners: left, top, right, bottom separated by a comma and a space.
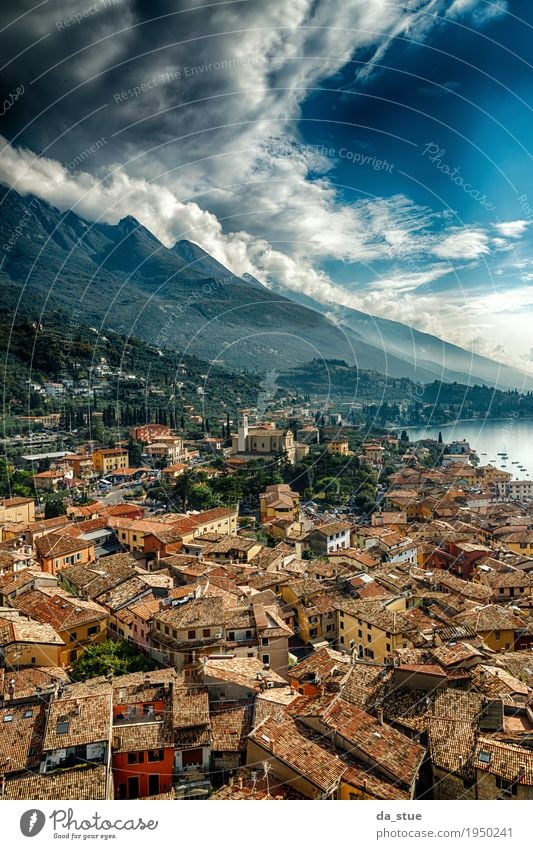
0, 0, 531, 368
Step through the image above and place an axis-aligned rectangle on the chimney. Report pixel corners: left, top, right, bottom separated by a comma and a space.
238, 776, 243, 789
377, 708, 384, 725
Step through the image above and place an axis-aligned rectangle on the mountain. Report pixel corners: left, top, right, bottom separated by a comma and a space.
0, 185, 530, 389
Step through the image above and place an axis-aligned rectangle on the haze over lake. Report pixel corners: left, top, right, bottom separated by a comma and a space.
406, 418, 533, 481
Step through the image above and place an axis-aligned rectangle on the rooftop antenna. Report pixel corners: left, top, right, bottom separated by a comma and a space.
263, 760, 271, 798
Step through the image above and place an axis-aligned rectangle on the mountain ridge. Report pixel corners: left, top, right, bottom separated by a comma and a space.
0, 184, 529, 390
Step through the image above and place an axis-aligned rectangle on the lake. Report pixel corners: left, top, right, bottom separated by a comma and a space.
405, 418, 533, 481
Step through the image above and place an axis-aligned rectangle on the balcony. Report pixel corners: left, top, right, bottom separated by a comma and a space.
113, 711, 163, 726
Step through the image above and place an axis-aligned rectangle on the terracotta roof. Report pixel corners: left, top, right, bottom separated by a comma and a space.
0, 614, 64, 647
250, 714, 346, 793
154, 596, 225, 630
172, 687, 210, 729
2, 764, 109, 799
290, 646, 351, 685
11, 587, 108, 630
475, 737, 533, 785
210, 767, 303, 800
35, 532, 93, 559
0, 702, 46, 775
204, 657, 285, 691
428, 718, 477, 776
0, 666, 68, 700
340, 662, 391, 711
210, 704, 252, 752
96, 576, 151, 612
61, 552, 137, 597
335, 598, 416, 636
455, 604, 526, 633
315, 697, 425, 787
43, 684, 112, 750
310, 521, 351, 537
112, 719, 173, 753
430, 642, 484, 668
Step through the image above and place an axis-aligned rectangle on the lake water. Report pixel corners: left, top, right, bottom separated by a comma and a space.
405, 418, 533, 481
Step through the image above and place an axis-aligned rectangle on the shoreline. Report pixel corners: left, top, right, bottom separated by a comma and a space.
397, 415, 533, 431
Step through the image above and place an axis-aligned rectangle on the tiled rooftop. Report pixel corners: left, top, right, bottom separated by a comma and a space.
248, 715, 346, 794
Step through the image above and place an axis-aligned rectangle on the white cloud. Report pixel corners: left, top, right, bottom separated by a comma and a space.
433, 229, 490, 260
494, 220, 530, 238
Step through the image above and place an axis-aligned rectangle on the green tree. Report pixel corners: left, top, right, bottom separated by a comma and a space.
44, 493, 66, 519
127, 438, 144, 467
70, 639, 155, 681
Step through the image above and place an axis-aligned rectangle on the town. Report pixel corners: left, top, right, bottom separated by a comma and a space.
0, 396, 532, 802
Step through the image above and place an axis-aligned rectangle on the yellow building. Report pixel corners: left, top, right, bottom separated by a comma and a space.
259, 483, 300, 523
327, 440, 350, 456
11, 587, 109, 666
454, 605, 525, 653
92, 447, 129, 474
0, 612, 64, 667
0, 497, 35, 525
335, 597, 415, 662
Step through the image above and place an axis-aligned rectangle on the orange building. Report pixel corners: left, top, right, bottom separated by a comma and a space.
111, 676, 175, 799
35, 533, 95, 574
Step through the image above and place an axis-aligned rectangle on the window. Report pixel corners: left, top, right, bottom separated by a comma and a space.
261, 637, 269, 646
127, 752, 144, 764
364, 648, 374, 659
358, 629, 362, 639
3, 715, 13, 723
326, 624, 333, 633
182, 747, 203, 766
496, 776, 518, 796
24, 710, 33, 718
88, 625, 99, 636
340, 636, 344, 644
69, 632, 77, 642
386, 643, 391, 652
367, 634, 372, 642
310, 628, 318, 638
148, 749, 164, 762
494, 630, 501, 640
188, 630, 195, 639
246, 630, 252, 639
69, 649, 77, 662
340, 622, 344, 630
164, 626, 169, 635
203, 629, 210, 638
56, 721, 70, 734
262, 654, 270, 665
228, 631, 235, 641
